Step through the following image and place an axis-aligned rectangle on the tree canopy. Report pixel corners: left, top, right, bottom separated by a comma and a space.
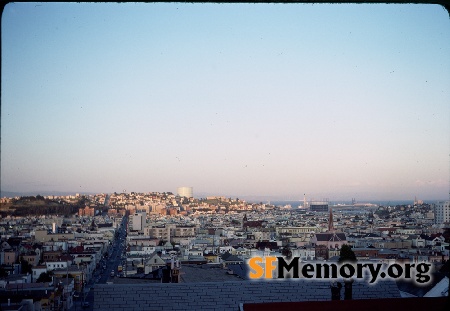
338, 244, 357, 263
36, 271, 52, 283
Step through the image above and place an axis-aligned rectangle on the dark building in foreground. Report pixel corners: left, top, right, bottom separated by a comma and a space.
94, 278, 401, 310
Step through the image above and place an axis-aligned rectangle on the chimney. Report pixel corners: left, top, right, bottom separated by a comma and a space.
330, 281, 342, 300
344, 278, 354, 300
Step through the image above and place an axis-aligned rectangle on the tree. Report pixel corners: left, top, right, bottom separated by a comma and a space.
338, 244, 356, 300
37, 271, 52, 283
338, 244, 356, 263
281, 245, 292, 258
20, 258, 32, 274
0, 266, 8, 278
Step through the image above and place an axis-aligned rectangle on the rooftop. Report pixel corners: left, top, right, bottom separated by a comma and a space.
179, 264, 242, 283
94, 278, 401, 311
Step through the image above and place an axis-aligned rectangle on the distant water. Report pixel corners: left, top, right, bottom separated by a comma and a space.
253, 200, 439, 208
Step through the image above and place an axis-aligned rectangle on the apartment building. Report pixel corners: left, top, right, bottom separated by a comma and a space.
434, 201, 450, 225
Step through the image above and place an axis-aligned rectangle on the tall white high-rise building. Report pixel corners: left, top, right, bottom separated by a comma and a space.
177, 187, 193, 198
434, 201, 450, 225
132, 211, 146, 232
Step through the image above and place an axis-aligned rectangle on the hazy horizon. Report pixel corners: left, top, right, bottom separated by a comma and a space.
2, 3, 450, 202
0, 190, 441, 204
0, 189, 446, 204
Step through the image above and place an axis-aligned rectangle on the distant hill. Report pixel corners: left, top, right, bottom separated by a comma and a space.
0, 190, 97, 198
0, 195, 89, 216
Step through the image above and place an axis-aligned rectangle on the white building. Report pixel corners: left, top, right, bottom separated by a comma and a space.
31, 265, 48, 282
434, 201, 450, 225
291, 246, 316, 261
132, 212, 146, 232
46, 261, 68, 271
177, 187, 193, 198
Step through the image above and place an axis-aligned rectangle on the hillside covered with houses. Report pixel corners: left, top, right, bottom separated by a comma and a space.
0, 193, 449, 309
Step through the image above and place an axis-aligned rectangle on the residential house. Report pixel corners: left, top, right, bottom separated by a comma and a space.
31, 265, 48, 282
144, 253, 167, 273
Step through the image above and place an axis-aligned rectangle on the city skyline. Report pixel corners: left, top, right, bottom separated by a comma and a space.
1, 3, 450, 201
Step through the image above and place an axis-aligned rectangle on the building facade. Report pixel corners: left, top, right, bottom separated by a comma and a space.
309, 201, 329, 212
177, 187, 193, 198
434, 201, 450, 225
132, 212, 146, 232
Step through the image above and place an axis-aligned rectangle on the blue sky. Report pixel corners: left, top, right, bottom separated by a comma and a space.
1, 2, 449, 201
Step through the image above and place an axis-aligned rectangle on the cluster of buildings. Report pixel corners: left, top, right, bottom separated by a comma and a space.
0, 194, 120, 310
0, 191, 449, 309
